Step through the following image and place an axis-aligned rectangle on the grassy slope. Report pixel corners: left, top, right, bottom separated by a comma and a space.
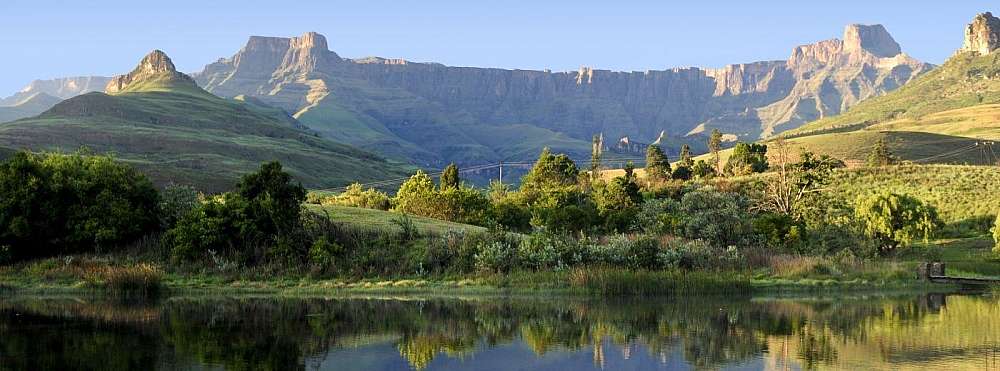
792, 51, 1000, 134
824, 165, 1000, 226
306, 204, 484, 235
0, 88, 411, 193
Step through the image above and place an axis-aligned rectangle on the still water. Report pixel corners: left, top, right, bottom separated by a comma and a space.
1, 292, 999, 370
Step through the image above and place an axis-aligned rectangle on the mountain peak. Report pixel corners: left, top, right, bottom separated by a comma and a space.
106, 50, 198, 94
843, 24, 901, 57
962, 12, 1000, 55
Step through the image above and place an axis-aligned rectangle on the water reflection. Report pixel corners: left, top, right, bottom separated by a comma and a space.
1, 293, 999, 370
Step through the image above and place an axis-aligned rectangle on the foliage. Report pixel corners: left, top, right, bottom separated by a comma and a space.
159, 184, 200, 228
520, 147, 579, 193
761, 142, 841, 216
394, 171, 440, 216
752, 213, 803, 249
866, 138, 897, 167
632, 198, 683, 235
691, 160, 715, 179
677, 187, 756, 248
709, 129, 723, 173
0, 151, 160, 261
854, 192, 942, 254
308, 236, 342, 271
164, 162, 307, 262
679, 144, 694, 168
593, 168, 642, 231
645, 144, 671, 181
323, 183, 391, 210
993, 214, 1000, 253
473, 227, 521, 273
724, 143, 768, 176
517, 231, 584, 270
671, 165, 693, 181
440, 163, 460, 191
82, 262, 163, 297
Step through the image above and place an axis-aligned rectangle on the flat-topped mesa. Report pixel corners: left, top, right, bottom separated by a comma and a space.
962, 12, 1000, 55
105, 50, 196, 94
843, 24, 901, 57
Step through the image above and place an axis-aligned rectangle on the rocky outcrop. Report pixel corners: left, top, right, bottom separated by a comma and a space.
193, 27, 931, 166
105, 50, 196, 94
962, 12, 1000, 55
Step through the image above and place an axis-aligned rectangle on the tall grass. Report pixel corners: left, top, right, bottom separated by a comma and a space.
83, 263, 163, 297
566, 266, 751, 296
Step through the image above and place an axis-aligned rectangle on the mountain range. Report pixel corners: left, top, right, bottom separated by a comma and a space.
2, 23, 931, 169
0, 51, 409, 192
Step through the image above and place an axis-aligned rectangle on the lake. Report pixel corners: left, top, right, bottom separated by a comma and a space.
1, 292, 999, 370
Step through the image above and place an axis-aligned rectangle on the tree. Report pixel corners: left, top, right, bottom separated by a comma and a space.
709, 129, 723, 174
724, 143, 768, 176
394, 170, 441, 217
679, 144, 694, 168
236, 161, 307, 239
761, 140, 842, 216
645, 144, 671, 181
867, 138, 896, 167
590, 134, 603, 180
671, 165, 693, 181
0, 151, 160, 261
854, 192, 941, 254
440, 163, 459, 191
520, 147, 579, 192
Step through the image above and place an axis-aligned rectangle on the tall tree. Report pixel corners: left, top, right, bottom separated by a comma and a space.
440, 163, 459, 190
645, 144, 671, 181
679, 144, 694, 168
867, 138, 896, 167
709, 129, 723, 174
590, 134, 603, 180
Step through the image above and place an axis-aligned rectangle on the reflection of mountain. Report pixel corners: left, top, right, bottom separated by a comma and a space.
1, 294, 997, 370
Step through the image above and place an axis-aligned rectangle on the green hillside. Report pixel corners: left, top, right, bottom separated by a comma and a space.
792, 51, 1000, 135
306, 204, 484, 235
0, 52, 411, 193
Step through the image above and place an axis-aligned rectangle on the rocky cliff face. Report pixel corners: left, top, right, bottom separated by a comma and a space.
105, 50, 198, 94
193, 26, 931, 166
962, 12, 1000, 55
0, 76, 109, 107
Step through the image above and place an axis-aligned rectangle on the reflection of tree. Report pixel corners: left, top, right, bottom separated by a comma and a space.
3, 293, 986, 371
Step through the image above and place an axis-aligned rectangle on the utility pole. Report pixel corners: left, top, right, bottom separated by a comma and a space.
498, 160, 503, 185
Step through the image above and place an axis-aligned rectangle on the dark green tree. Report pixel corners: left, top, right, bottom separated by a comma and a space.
709, 129, 723, 173
867, 138, 896, 167
440, 163, 460, 190
237, 161, 307, 238
679, 144, 694, 168
645, 144, 671, 181
724, 143, 768, 176
520, 148, 579, 192
0, 151, 160, 260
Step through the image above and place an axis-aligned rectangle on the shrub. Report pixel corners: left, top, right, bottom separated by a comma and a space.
854, 192, 942, 254
325, 183, 391, 210
518, 232, 584, 270
677, 187, 756, 247
752, 213, 804, 249
475, 240, 518, 273
658, 238, 719, 270
0, 151, 160, 260
308, 237, 342, 271
490, 200, 532, 232
587, 234, 660, 269
632, 198, 683, 234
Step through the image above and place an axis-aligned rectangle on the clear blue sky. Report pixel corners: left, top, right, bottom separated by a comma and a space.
0, 0, 995, 94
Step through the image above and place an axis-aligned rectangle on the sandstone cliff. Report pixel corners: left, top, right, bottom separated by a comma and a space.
962, 12, 1000, 55
188, 26, 929, 166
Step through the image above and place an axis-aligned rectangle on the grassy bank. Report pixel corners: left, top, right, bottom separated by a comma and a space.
4, 243, 990, 296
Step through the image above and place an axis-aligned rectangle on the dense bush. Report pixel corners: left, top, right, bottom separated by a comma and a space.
517, 231, 584, 270
676, 187, 756, 248
164, 162, 307, 262
159, 184, 200, 228
323, 183, 391, 210
854, 191, 941, 255
0, 152, 160, 260
724, 143, 768, 176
